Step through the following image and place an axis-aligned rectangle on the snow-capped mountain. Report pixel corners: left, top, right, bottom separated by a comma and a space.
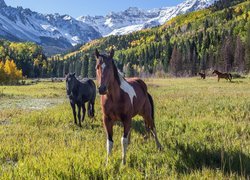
78, 0, 215, 36
0, 0, 101, 55
0, 0, 215, 55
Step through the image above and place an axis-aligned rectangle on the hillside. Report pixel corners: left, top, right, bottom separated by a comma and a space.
0, 0, 215, 55
55, 0, 250, 78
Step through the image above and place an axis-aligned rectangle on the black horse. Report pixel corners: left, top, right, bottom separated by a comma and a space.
65, 73, 96, 127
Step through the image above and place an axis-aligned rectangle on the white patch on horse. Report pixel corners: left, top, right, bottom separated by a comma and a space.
101, 63, 106, 72
118, 73, 136, 105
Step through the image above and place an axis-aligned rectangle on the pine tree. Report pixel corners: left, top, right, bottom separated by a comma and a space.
88, 55, 96, 78
245, 22, 250, 72
81, 55, 89, 78
222, 36, 234, 72
126, 63, 134, 77
169, 45, 182, 76
234, 36, 245, 72
191, 48, 198, 76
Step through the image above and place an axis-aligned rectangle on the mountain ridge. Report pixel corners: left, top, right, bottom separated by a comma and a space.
0, 0, 215, 55
78, 0, 215, 36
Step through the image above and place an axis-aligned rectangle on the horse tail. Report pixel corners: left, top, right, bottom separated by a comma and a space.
148, 93, 154, 121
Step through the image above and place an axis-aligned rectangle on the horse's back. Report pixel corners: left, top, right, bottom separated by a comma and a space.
79, 78, 96, 100
127, 77, 148, 95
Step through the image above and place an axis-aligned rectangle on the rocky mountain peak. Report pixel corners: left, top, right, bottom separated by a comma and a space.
0, 0, 7, 8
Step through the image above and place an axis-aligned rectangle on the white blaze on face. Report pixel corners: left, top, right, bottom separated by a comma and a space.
118, 73, 136, 105
101, 63, 106, 72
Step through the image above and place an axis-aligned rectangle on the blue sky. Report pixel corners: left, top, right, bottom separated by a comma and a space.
5, 0, 184, 18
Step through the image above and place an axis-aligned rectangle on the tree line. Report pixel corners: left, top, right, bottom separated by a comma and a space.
58, 0, 250, 78
0, 0, 249, 80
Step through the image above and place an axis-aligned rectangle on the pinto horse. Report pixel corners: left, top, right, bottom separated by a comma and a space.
212, 70, 232, 82
95, 49, 162, 164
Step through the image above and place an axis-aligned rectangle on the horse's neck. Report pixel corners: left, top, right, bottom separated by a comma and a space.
72, 79, 80, 95
107, 78, 121, 101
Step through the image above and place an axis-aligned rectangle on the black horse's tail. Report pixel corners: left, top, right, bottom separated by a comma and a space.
229, 73, 232, 81
148, 93, 154, 120
87, 79, 96, 118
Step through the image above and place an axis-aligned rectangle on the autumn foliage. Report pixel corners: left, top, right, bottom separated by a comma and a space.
0, 59, 23, 84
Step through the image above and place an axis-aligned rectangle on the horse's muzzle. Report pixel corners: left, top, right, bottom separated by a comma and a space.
98, 85, 107, 95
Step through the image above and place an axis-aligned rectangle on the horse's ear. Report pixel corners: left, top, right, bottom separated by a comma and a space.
109, 48, 114, 59
95, 49, 100, 58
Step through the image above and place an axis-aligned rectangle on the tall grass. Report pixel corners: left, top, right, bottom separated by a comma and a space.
0, 77, 249, 179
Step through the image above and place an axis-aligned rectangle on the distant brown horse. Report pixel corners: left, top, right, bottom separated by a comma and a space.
95, 49, 162, 165
198, 72, 206, 79
212, 70, 232, 82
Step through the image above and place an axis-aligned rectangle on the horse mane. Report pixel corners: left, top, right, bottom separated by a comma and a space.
112, 60, 121, 86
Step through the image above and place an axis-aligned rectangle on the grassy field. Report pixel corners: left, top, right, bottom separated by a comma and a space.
0, 77, 249, 179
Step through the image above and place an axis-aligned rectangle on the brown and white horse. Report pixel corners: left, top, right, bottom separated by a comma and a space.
95, 49, 162, 164
212, 70, 232, 82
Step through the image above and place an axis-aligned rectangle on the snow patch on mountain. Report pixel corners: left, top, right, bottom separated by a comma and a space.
0, 0, 215, 54
78, 0, 215, 36
0, 1, 101, 54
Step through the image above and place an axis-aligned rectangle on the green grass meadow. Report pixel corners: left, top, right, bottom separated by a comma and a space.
0, 77, 249, 179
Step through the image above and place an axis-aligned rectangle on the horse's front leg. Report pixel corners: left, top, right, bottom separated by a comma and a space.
121, 119, 132, 165
103, 116, 113, 164
71, 102, 77, 125
77, 104, 82, 127
81, 103, 86, 122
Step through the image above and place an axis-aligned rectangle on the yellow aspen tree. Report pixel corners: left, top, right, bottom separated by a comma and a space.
0, 61, 6, 83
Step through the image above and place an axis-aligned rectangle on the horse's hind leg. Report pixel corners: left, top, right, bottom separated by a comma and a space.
87, 101, 95, 118
87, 102, 91, 117
71, 103, 77, 125
91, 101, 95, 117
81, 103, 86, 123
91, 92, 96, 118
77, 104, 82, 127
